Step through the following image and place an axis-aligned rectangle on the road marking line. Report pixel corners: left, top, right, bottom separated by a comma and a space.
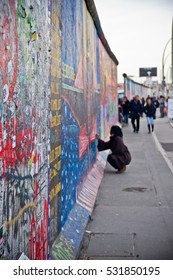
152, 132, 173, 174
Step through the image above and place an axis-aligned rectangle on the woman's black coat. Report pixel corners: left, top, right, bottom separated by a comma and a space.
144, 104, 156, 117
97, 135, 131, 169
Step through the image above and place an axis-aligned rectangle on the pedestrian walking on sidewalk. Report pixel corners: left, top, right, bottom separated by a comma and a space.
122, 96, 130, 125
95, 125, 131, 174
141, 97, 146, 117
159, 95, 165, 118
144, 98, 156, 133
129, 95, 143, 133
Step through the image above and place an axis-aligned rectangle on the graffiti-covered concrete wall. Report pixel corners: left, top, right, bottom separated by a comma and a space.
123, 74, 151, 100
0, 0, 118, 259
0, 0, 50, 260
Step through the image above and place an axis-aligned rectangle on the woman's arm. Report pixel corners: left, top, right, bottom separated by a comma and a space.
95, 135, 111, 151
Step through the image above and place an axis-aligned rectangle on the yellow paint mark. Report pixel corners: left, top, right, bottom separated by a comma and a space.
5, 201, 36, 229
50, 149, 55, 163
55, 145, 61, 158
31, 31, 36, 41
50, 168, 56, 180
50, 182, 61, 201
62, 63, 75, 80
50, 146, 61, 163
50, 115, 61, 128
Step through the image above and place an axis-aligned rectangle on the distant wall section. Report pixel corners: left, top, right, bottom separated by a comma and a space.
123, 74, 151, 99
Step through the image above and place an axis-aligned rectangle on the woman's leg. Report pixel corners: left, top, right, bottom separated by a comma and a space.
131, 116, 136, 132
124, 114, 128, 124
150, 117, 154, 131
136, 115, 140, 132
107, 155, 126, 173
107, 154, 118, 170
147, 117, 151, 133
148, 124, 151, 133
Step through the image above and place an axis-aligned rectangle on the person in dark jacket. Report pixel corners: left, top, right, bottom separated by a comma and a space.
95, 125, 131, 174
129, 95, 143, 133
122, 96, 130, 125
118, 98, 123, 124
159, 95, 165, 118
144, 98, 156, 133
141, 97, 146, 117
153, 96, 159, 109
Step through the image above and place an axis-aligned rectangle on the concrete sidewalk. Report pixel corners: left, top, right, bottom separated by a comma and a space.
80, 116, 173, 260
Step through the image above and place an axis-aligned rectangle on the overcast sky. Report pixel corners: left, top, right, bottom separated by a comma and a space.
94, 0, 173, 84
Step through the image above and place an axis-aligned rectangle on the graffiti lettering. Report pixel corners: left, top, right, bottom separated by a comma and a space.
50, 115, 61, 128
62, 63, 75, 81
51, 234, 74, 260
51, 99, 61, 111
51, 81, 59, 94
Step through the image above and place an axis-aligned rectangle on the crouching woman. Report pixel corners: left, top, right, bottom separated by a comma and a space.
95, 125, 131, 174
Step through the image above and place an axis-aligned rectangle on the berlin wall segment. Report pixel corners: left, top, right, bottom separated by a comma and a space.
0, 0, 118, 260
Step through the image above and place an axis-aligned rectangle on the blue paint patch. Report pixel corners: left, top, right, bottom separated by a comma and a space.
90, 141, 97, 164
62, 0, 83, 86
60, 100, 90, 228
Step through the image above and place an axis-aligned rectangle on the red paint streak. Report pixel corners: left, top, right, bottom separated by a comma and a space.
79, 117, 97, 159
62, 96, 81, 127
43, 200, 48, 259
89, 118, 97, 142
79, 126, 89, 159
40, 220, 44, 259
35, 180, 39, 200
36, 226, 41, 260
29, 200, 48, 260
30, 216, 36, 260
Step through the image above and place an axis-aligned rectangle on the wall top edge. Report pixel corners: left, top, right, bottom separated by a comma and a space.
85, 0, 119, 66
123, 74, 151, 89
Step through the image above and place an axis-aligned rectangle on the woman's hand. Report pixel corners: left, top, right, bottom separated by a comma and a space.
95, 134, 99, 140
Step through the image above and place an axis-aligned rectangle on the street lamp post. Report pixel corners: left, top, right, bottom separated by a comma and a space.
162, 20, 173, 93
172, 18, 173, 85
162, 38, 172, 85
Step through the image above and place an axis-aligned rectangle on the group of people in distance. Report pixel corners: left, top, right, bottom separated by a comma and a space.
120, 95, 161, 134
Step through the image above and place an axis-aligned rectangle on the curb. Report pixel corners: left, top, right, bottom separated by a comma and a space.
50, 151, 108, 259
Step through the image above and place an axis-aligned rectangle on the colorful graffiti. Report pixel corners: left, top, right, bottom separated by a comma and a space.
0, 0, 50, 259
60, 0, 118, 228
49, 0, 62, 249
0, 0, 118, 259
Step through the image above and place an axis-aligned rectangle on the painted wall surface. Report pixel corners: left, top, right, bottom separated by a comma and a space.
0, 0, 118, 259
60, 0, 118, 228
0, 0, 50, 260
49, 0, 62, 249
